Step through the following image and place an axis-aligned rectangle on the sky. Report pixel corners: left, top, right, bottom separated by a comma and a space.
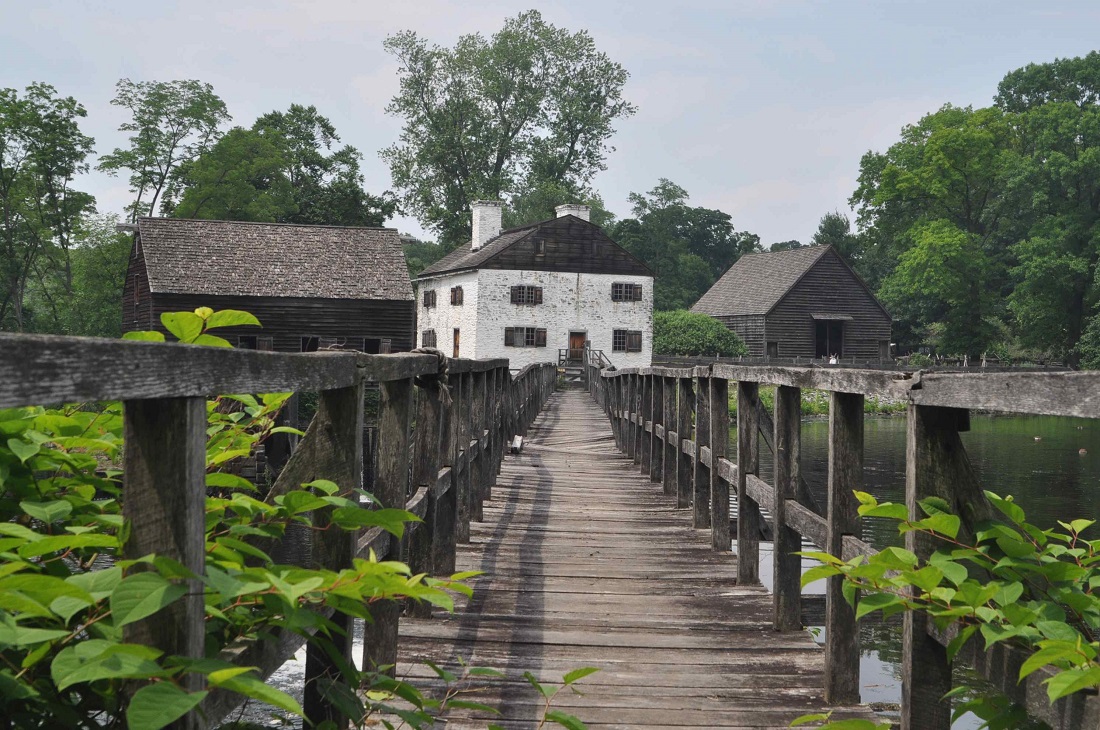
2, 0, 1099, 246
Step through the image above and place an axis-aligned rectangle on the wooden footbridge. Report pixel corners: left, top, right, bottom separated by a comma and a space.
4, 335, 1100, 729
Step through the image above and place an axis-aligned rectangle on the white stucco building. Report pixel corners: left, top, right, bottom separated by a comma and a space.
416, 202, 653, 369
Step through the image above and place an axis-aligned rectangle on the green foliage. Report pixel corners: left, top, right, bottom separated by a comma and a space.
612, 179, 762, 310
97, 78, 230, 221
800, 490, 1100, 726
402, 235, 448, 278
652, 310, 747, 357
382, 10, 635, 247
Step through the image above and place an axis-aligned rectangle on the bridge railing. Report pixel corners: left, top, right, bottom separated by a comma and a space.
586, 358, 1100, 730
0, 332, 557, 728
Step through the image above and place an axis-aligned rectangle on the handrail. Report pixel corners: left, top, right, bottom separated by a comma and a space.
583, 359, 1100, 730
0, 331, 558, 727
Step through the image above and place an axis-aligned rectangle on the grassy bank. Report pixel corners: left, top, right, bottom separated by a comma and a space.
730, 385, 906, 418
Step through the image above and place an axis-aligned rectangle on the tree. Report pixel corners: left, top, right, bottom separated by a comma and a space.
62, 214, 131, 337
402, 234, 448, 277
253, 104, 395, 226
173, 128, 296, 222
98, 79, 229, 221
769, 239, 804, 251
612, 179, 761, 310
382, 10, 635, 247
653, 310, 748, 357
0, 83, 95, 332
810, 211, 861, 263
500, 180, 616, 230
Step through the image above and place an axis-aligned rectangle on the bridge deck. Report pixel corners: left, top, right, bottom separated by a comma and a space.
398, 389, 877, 728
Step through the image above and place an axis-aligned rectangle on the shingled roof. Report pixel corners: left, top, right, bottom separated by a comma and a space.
692, 245, 833, 316
419, 225, 538, 277
135, 218, 413, 301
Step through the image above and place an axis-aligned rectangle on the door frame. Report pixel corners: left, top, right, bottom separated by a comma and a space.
567, 330, 587, 362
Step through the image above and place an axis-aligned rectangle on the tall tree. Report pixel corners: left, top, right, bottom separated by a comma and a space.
810, 211, 861, 263
612, 179, 761, 310
253, 104, 395, 226
769, 240, 804, 251
383, 10, 635, 248
98, 79, 229, 222
0, 83, 94, 332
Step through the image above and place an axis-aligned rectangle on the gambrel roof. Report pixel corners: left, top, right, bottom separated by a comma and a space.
419, 214, 652, 278
134, 217, 413, 301
692, 245, 888, 318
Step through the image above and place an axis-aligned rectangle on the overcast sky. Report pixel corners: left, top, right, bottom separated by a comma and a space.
3, 0, 1099, 245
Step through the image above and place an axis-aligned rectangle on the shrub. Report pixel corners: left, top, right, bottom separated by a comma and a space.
653, 310, 747, 358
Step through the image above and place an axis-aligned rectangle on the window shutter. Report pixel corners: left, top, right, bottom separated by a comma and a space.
510, 286, 517, 304
628, 331, 642, 352
504, 328, 513, 347
257, 336, 274, 351
535, 287, 543, 305
633, 284, 643, 301
535, 328, 547, 347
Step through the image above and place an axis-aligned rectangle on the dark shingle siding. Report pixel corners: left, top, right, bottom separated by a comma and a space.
691, 246, 831, 316
136, 218, 413, 301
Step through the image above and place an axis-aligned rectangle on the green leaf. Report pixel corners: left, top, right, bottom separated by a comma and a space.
51, 642, 165, 689
205, 309, 261, 330
127, 682, 208, 730
790, 714, 831, 727
281, 491, 330, 515
801, 564, 840, 588
216, 672, 303, 716
110, 573, 186, 627
1019, 644, 1081, 680
523, 671, 554, 699
205, 472, 257, 491
562, 666, 600, 685
447, 699, 501, 714
858, 502, 908, 520
856, 592, 904, 620
19, 499, 73, 523
191, 333, 233, 348
160, 311, 205, 342
7, 438, 40, 464
331, 507, 417, 537
545, 710, 587, 730
1045, 666, 1100, 702
946, 624, 977, 662
122, 330, 165, 342
467, 666, 506, 678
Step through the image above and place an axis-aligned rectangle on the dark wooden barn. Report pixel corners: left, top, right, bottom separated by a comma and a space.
691, 245, 891, 361
121, 217, 415, 353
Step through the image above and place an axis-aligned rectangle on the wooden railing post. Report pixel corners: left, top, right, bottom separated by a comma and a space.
649, 373, 664, 483
303, 384, 366, 725
638, 374, 650, 471
471, 370, 486, 522
901, 404, 957, 730
456, 370, 472, 542
773, 385, 802, 629
624, 375, 637, 459
676, 376, 694, 509
662, 375, 676, 496
710, 377, 731, 551
123, 396, 206, 730
436, 373, 458, 575
736, 381, 762, 585
406, 381, 444, 619
826, 391, 863, 704
363, 377, 411, 677
693, 369, 711, 528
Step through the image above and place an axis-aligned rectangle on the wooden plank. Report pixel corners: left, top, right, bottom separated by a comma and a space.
773, 385, 801, 630
303, 384, 364, 728
122, 397, 206, 730
650, 374, 664, 484
712, 362, 915, 399
676, 377, 694, 509
663, 376, 677, 496
693, 375, 712, 528
363, 377, 412, 675
902, 404, 955, 729
826, 392, 863, 704
1, 334, 357, 407
912, 370, 1100, 417
736, 381, 762, 585
710, 377, 731, 551
407, 383, 444, 618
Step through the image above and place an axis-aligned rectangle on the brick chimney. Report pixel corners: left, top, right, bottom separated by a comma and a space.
555, 203, 591, 222
470, 200, 503, 250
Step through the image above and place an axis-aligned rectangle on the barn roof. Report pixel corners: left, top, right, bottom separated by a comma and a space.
419, 225, 539, 277
135, 218, 413, 301
691, 245, 834, 316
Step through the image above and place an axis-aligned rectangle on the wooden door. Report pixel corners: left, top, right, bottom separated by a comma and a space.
453, 328, 460, 358
568, 332, 586, 362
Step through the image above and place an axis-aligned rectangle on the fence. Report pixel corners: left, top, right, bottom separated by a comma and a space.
0, 332, 557, 729
586, 358, 1100, 730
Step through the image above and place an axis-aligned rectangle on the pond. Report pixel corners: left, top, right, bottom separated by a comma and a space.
744, 412, 1100, 727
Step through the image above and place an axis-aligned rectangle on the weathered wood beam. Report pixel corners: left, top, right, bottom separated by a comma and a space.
773, 385, 802, 630
710, 378, 731, 552
912, 371, 1100, 417
736, 381, 762, 585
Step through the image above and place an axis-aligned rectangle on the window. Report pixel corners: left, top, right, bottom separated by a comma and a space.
504, 327, 547, 347
766, 342, 778, 359
422, 289, 437, 308
534, 240, 545, 256
301, 336, 320, 352
450, 286, 464, 305
611, 282, 643, 302
509, 285, 543, 305
238, 335, 258, 349
421, 329, 437, 348
612, 329, 642, 353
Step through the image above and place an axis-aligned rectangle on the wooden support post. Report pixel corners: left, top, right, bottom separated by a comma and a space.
676, 377, 694, 509
436, 374, 458, 575
123, 397, 206, 730
662, 376, 676, 495
638, 374, 650, 470
363, 378, 412, 676
736, 381, 762, 585
303, 384, 365, 726
710, 377, 731, 551
649, 374, 663, 483
623, 376, 635, 458
470, 370, 486, 522
693, 372, 711, 529
826, 391, 863, 704
901, 404, 957, 730
773, 385, 802, 629
406, 382, 444, 619
456, 371, 472, 543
